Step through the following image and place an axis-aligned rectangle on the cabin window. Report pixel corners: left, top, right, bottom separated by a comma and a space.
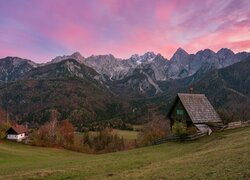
176, 109, 184, 116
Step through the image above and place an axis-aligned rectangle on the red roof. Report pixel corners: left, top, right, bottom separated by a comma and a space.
8, 124, 28, 134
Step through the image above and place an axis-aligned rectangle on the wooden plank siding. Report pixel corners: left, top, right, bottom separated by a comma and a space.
169, 99, 192, 128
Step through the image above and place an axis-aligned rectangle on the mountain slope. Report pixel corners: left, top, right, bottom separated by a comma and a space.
0, 57, 38, 82
22, 59, 103, 81
191, 58, 250, 115
110, 63, 165, 98
0, 59, 122, 129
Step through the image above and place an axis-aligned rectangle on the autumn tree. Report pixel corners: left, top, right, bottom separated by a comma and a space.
31, 118, 75, 147
56, 120, 74, 147
138, 119, 170, 146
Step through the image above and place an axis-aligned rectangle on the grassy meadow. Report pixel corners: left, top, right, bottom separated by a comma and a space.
0, 127, 249, 179
114, 129, 138, 140
74, 129, 138, 140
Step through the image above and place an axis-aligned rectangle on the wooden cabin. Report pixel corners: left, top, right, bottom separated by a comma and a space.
6, 124, 28, 142
167, 93, 222, 135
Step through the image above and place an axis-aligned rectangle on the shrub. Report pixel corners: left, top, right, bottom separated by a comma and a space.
31, 124, 126, 154
56, 120, 75, 147
30, 119, 74, 148
85, 128, 125, 153
172, 121, 187, 138
138, 119, 170, 146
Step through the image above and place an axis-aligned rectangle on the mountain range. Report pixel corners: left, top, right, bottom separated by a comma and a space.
0, 48, 249, 129
50, 48, 249, 81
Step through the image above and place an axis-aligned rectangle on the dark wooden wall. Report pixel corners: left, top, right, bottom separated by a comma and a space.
169, 99, 192, 127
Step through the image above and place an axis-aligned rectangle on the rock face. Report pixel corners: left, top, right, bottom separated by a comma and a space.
47, 48, 249, 83
84, 52, 169, 81
0, 57, 38, 82
127, 52, 169, 81
167, 48, 250, 79
50, 52, 85, 64
167, 48, 191, 79
22, 59, 102, 81
84, 54, 128, 80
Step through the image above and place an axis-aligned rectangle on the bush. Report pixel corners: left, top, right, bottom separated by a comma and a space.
73, 128, 126, 153
56, 120, 74, 147
172, 121, 187, 138
30, 119, 74, 148
217, 106, 250, 124
93, 128, 125, 153
30, 120, 128, 154
138, 119, 170, 146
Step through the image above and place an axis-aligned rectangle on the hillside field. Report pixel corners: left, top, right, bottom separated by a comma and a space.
0, 128, 249, 179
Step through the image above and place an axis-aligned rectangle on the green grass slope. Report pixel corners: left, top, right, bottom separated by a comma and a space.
0, 128, 249, 179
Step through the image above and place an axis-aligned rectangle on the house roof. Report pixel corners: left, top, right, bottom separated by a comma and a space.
176, 93, 222, 123
7, 124, 28, 134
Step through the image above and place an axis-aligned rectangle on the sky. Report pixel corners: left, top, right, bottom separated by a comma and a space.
0, 0, 250, 63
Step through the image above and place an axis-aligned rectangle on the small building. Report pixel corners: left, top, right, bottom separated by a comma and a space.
167, 93, 222, 135
6, 124, 28, 142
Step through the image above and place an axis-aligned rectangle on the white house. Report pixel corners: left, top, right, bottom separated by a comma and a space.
6, 125, 28, 142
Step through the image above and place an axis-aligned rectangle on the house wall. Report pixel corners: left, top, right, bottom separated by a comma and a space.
7, 133, 26, 142
169, 100, 192, 127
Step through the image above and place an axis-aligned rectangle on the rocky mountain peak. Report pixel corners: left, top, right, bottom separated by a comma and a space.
91, 54, 117, 60
130, 54, 140, 59
51, 52, 84, 64
176, 47, 188, 54
22, 58, 101, 81
196, 49, 216, 56
0, 57, 37, 82
217, 48, 234, 57
71, 51, 82, 56
216, 48, 236, 67
129, 52, 157, 65
170, 48, 189, 62
3, 57, 38, 68
129, 54, 140, 63
71, 52, 84, 61
142, 51, 156, 59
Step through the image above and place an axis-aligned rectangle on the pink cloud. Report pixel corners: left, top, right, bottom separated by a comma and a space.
155, 1, 180, 22
0, 0, 249, 62
181, 21, 250, 54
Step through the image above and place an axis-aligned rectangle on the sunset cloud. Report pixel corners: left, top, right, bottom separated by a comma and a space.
0, 0, 249, 62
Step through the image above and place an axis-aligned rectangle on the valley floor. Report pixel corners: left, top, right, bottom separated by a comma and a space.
0, 128, 249, 179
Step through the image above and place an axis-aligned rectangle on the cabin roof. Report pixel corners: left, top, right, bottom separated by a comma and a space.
6, 125, 28, 134
172, 93, 222, 123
